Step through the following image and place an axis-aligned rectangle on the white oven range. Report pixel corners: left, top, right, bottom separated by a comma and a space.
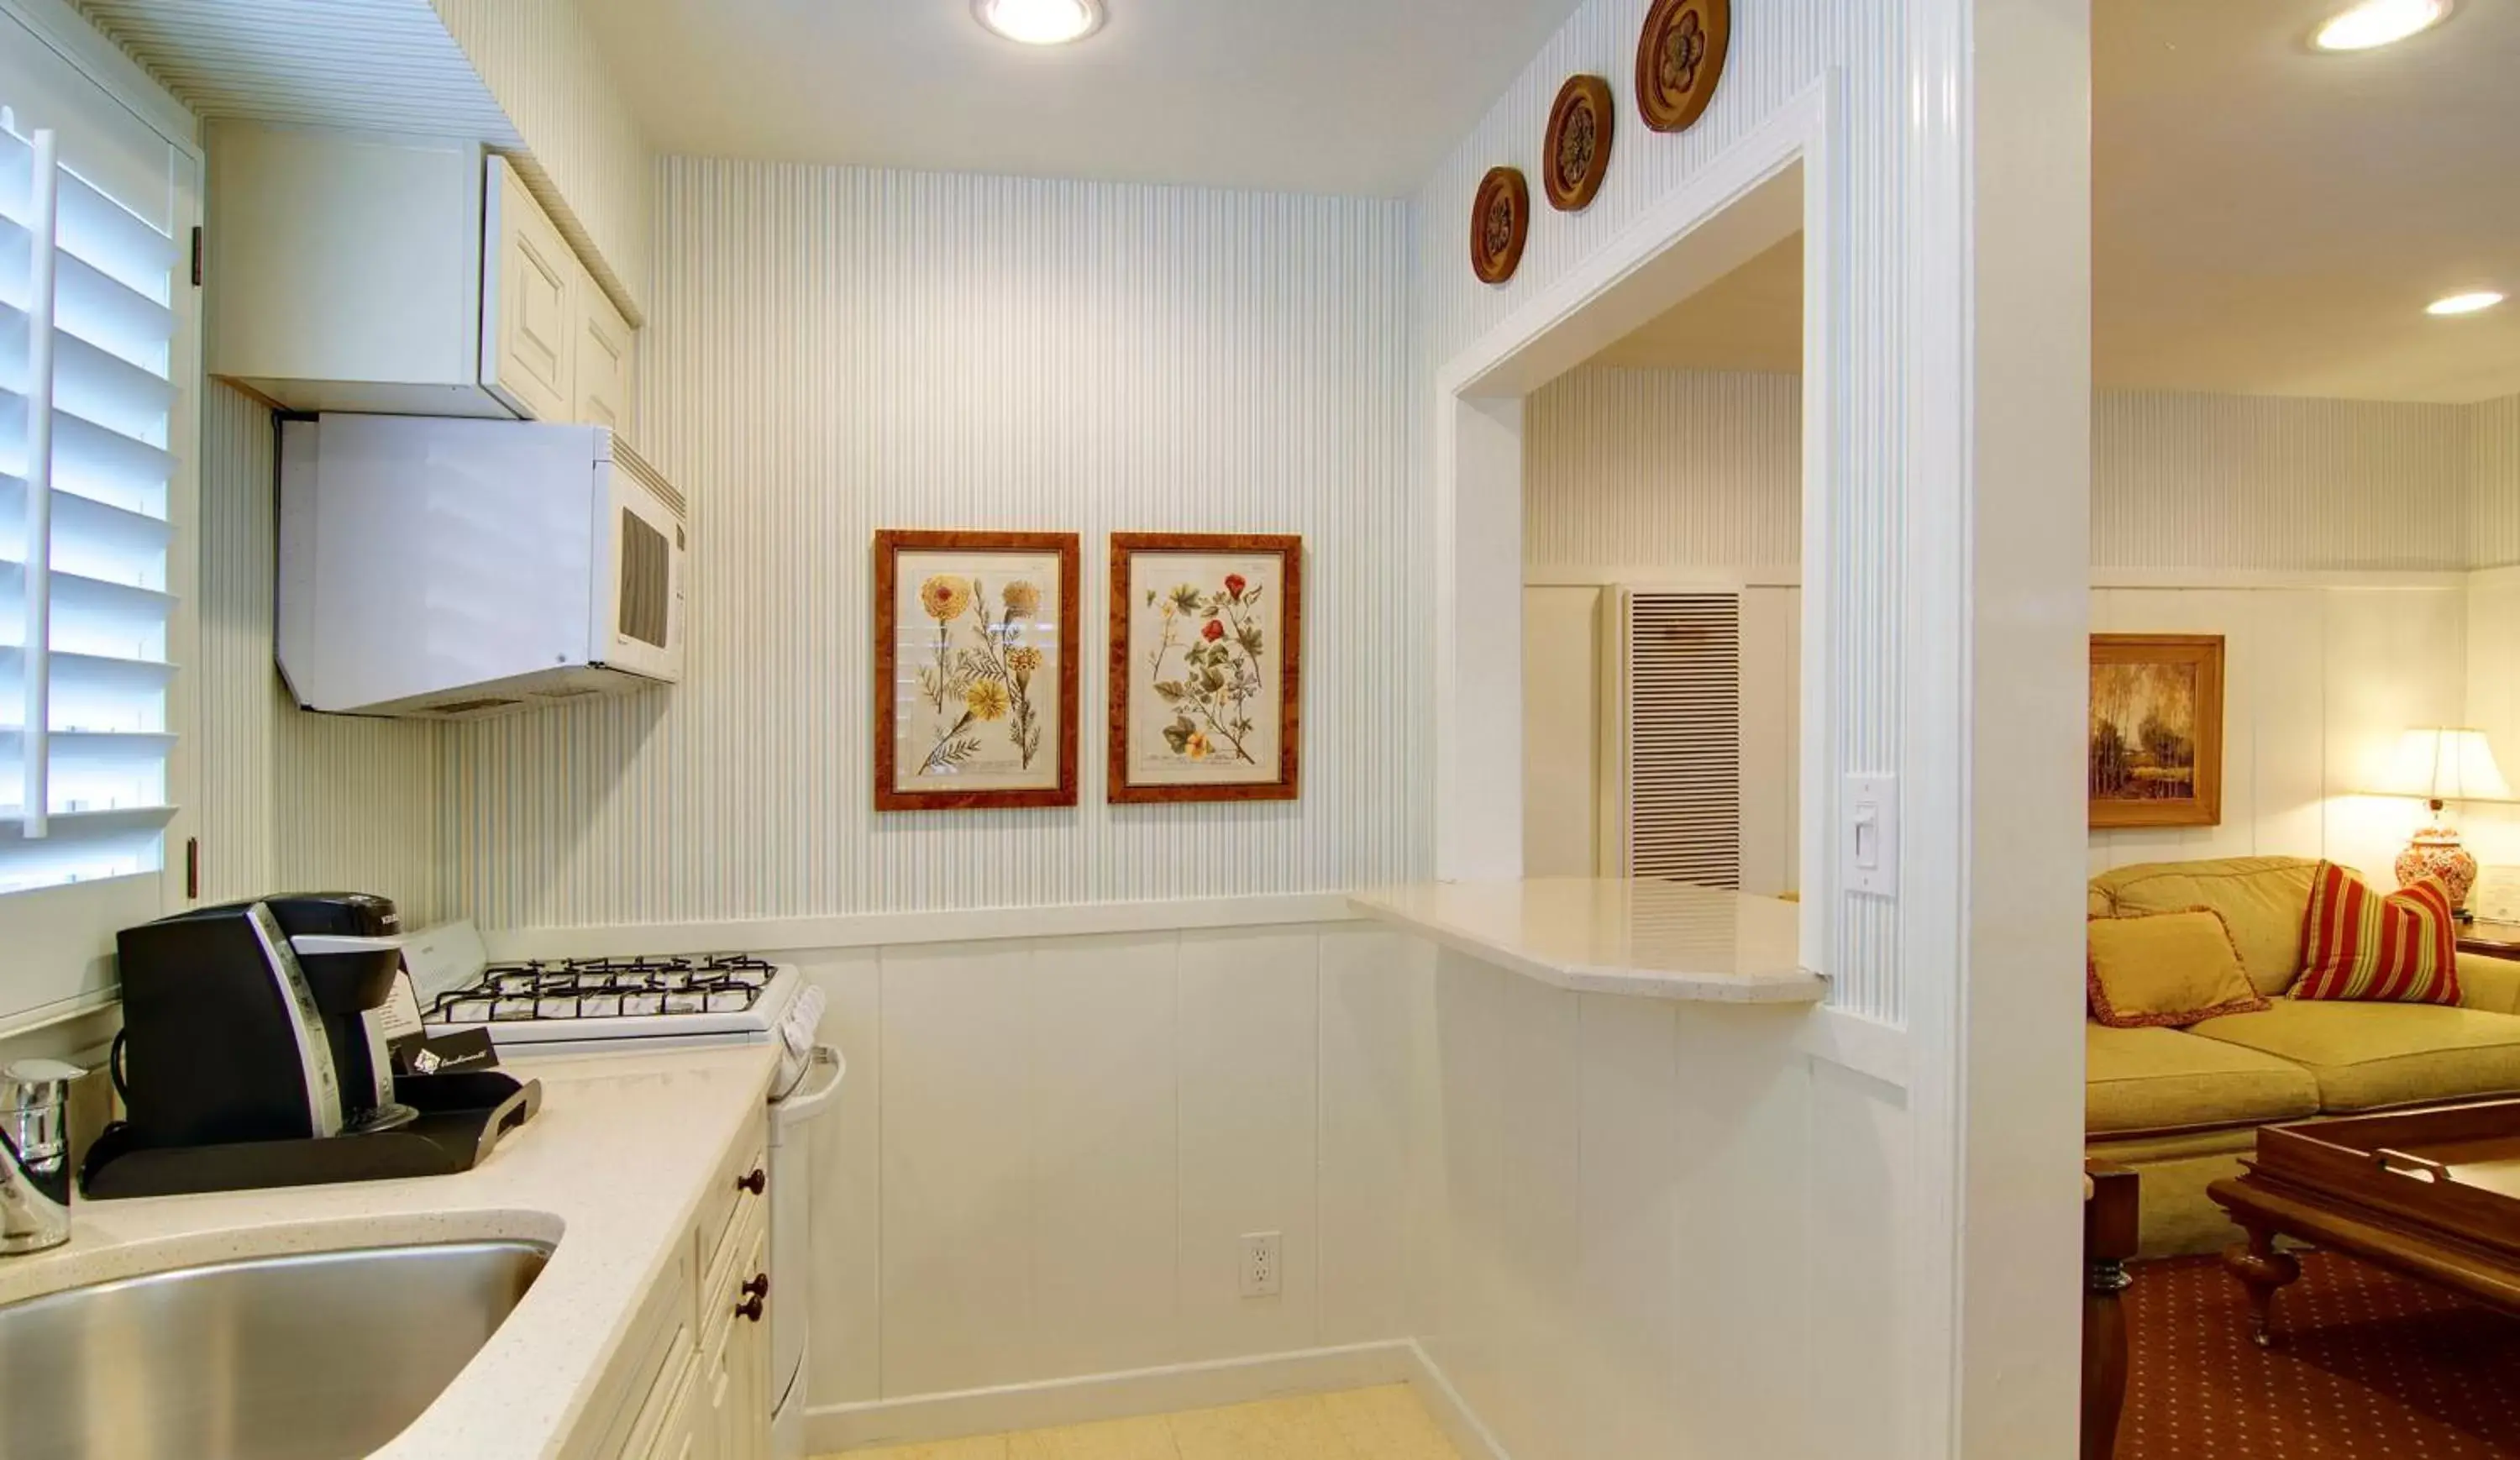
402, 921, 842, 1460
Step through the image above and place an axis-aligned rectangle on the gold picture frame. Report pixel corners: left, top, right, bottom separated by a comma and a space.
2088, 633, 2224, 829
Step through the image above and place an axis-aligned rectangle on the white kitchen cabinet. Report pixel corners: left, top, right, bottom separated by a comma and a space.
570, 1115, 771, 1460
700, 1221, 772, 1460
207, 121, 639, 433
483, 155, 579, 423
574, 278, 638, 440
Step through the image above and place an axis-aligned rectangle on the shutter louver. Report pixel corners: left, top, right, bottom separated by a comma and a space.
0, 101, 178, 892
1604, 589, 1741, 889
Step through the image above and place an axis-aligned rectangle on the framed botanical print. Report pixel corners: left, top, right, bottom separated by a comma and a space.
1109, 533, 1302, 804
2088, 633, 2224, 829
874, 529, 1080, 811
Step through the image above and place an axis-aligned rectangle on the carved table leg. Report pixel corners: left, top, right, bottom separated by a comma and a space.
2083, 1161, 2140, 1460
2221, 1221, 2301, 1348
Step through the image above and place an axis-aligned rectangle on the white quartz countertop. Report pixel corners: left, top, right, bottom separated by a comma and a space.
1352, 877, 1827, 1003
0, 1042, 782, 1460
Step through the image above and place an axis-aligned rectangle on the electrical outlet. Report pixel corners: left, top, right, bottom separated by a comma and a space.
1239, 1232, 1281, 1298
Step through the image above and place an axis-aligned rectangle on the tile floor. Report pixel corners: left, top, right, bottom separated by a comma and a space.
821, 1384, 1462, 1460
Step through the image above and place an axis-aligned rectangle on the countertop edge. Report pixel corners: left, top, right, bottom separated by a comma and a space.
1348, 888, 1828, 1005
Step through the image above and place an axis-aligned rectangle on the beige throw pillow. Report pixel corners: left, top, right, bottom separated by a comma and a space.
2087, 907, 2271, 1028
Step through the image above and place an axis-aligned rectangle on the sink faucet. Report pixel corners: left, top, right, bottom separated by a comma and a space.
1, 1059, 78, 1255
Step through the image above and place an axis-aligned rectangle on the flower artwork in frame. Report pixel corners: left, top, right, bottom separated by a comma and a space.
1109, 533, 1301, 804
874, 530, 1079, 811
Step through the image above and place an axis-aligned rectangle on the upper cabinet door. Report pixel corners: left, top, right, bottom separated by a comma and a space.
482, 156, 575, 422
575, 278, 637, 442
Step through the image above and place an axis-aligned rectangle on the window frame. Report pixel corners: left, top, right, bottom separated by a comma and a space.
0, 0, 199, 1039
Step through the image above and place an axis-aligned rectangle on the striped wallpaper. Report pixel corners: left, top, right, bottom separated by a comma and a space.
1525, 369, 1803, 570
1526, 370, 2488, 573
2474, 392, 2520, 568
2095, 391, 2470, 570
73, 0, 651, 318
438, 160, 1423, 930
197, 383, 444, 921
430, 0, 654, 317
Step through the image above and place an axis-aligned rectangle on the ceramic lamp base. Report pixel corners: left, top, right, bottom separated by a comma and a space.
2397, 819, 2478, 921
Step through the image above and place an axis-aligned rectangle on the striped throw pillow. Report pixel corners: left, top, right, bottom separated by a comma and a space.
2293, 862, 2461, 1005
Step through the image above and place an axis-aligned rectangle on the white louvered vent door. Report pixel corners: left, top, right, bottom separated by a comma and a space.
1600, 588, 1741, 888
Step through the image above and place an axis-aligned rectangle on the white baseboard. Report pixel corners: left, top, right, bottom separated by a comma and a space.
805, 1341, 1419, 1452
1400, 1342, 1514, 1460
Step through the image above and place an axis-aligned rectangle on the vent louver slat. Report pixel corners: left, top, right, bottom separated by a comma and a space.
1613, 590, 1740, 889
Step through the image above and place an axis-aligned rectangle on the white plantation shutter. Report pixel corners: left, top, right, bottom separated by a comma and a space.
0, 0, 193, 1027
1599, 588, 1741, 888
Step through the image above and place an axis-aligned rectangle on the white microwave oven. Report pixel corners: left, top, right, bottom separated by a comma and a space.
276, 414, 687, 718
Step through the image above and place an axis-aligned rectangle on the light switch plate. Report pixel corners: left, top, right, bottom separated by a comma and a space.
1845, 774, 1898, 897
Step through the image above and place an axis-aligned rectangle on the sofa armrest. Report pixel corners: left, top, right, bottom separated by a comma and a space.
2459, 951, 2520, 1014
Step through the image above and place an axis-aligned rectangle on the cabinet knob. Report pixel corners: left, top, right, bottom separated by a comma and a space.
743, 1273, 770, 1300
736, 1167, 766, 1195
736, 1292, 767, 1323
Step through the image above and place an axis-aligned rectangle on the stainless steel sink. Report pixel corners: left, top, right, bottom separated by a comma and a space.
0, 1239, 551, 1459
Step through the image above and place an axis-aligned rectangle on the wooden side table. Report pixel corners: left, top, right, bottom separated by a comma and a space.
2458, 919, 2520, 958
2084, 1160, 2139, 1460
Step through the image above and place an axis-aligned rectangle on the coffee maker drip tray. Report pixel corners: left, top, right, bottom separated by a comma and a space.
81, 1072, 540, 1200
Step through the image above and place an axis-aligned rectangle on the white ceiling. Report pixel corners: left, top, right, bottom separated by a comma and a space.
1597, 0, 2520, 404
579, 0, 1587, 197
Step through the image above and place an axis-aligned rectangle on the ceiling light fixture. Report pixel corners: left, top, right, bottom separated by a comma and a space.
2313, 0, 2451, 50
973, 0, 1104, 45
2427, 291, 2506, 316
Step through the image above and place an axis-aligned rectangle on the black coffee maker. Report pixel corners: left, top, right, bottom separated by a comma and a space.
113, 893, 416, 1148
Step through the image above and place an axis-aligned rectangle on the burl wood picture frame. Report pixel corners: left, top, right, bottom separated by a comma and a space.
2088, 633, 2224, 829
874, 529, 1080, 812
1108, 533, 1303, 805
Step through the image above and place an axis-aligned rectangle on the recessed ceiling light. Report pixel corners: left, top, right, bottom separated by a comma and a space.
2313, 0, 2450, 50
2427, 291, 2505, 316
973, 0, 1104, 45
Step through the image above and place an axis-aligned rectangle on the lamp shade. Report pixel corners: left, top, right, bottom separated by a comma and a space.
2379, 727, 2512, 802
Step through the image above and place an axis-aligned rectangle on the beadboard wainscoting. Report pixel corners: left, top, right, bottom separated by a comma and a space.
791, 922, 1417, 1443
197, 382, 445, 922
443, 160, 1424, 930
1407, 947, 1903, 1460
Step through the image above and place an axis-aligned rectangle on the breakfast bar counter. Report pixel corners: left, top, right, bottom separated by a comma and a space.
1352, 876, 1826, 1003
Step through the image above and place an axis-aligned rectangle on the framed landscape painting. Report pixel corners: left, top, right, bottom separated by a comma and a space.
1109, 533, 1302, 804
2088, 633, 2223, 829
874, 529, 1079, 811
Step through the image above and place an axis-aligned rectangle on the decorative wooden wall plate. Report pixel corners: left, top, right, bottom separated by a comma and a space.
1544, 76, 1614, 212
1636, 0, 1730, 134
1469, 166, 1530, 285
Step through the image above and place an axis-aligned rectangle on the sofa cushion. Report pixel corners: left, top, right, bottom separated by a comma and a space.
2091, 857, 2319, 996
2085, 1023, 2321, 1136
2087, 909, 2269, 1027
2187, 998, 2520, 1112
2295, 864, 2460, 1005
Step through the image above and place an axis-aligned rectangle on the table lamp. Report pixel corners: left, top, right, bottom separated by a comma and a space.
2379, 727, 2511, 919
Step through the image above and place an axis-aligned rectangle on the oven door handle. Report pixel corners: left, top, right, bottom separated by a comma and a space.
774, 1045, 845, 1128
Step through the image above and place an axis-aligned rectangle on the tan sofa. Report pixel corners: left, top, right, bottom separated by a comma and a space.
2084, 856, 2520, 1256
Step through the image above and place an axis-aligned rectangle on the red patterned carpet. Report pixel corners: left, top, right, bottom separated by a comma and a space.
2123, 1251, 2520, 1457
